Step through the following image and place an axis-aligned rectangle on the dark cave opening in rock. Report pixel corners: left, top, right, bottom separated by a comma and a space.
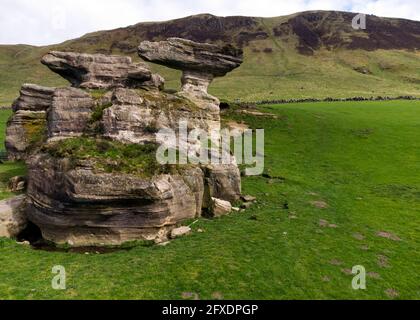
16, 221, 43, 245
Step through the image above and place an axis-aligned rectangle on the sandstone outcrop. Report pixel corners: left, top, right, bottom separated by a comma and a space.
11, 84, 55, 112
6, 110, 47, 160
5, 38, 243, 246
41, 51, 162, 90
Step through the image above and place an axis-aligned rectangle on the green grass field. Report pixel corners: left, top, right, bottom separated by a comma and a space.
0, 100, 418, 299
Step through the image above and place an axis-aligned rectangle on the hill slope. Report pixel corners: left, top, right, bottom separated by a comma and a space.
1, 10, 420, 105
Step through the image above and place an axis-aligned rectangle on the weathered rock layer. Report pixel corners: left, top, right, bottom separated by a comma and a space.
26, 154, 204, 245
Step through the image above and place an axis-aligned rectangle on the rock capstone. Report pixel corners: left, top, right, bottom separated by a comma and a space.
12, 84, 55, 112
138, 38, 243, 95
41, 51, 163, 90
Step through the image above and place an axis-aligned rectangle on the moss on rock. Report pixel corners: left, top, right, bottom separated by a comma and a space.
21, 115, 47, 150
137, 88, 200, 113
41, 137, 187, 177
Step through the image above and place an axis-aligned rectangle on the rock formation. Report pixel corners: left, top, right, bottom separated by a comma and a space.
41, 51, 161, 90
5, 38, 243, 246
26, 155, 204, 245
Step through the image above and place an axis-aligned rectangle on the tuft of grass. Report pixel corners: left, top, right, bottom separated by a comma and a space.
90, 102, 113, 123
88, 89, 108, 101
21, 117, 47, 148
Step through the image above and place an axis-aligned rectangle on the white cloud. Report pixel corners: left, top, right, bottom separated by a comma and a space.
0, 0, 419, 46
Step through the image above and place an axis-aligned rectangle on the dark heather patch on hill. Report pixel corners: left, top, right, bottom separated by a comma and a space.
347, 16, 420, 50
290, 15, 322, 55
273, 11, 420, 55
69, 14, 267, 54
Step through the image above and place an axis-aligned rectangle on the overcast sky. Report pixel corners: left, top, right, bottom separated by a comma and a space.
1, 0, 419, 46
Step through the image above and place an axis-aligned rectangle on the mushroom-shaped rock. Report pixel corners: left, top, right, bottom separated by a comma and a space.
41, 51, 160, 90
138, 38, 243, 94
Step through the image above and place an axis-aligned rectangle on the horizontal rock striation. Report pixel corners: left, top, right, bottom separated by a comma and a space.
12, 84, 55, 112
26, 154, 204, 245
48, 88, 95, 139
138, 38, 243, 76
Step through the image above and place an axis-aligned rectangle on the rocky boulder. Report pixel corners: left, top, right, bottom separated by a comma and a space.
210, 198, 232, 217
41, 51, 163, 90
6, 110, 47, 160
203, 164, 242, 206
170, 226, 192, 239
0, 195, 28, 238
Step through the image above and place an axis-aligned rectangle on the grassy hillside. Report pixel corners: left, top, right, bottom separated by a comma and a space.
0, 100, 419, 299
1, 11, 420, 105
